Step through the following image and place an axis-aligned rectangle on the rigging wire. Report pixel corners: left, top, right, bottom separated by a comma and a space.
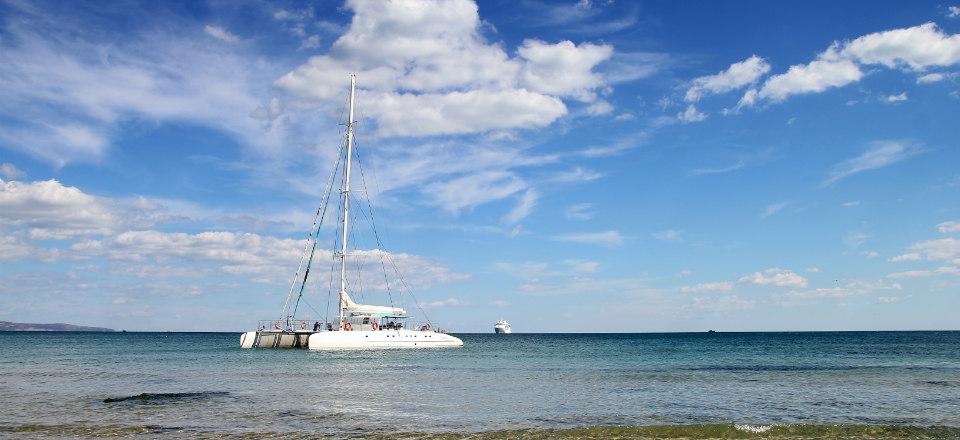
352, 131, 433, 325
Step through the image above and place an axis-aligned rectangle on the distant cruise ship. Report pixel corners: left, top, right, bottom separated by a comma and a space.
494, 319, 512, 334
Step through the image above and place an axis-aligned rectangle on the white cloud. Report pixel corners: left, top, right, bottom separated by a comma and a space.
878, 296, 901, 303
548, 167, 604, 183
937, 221, 960, 233
884, 92, 908, 102
917, 72, 946, 83
0, 7, 278, 166
0, 163, 25, 180
424, 171, 526, 214
679, 281, 734, 293
950, 6, 960, 18
564, 203, 595, 221
275, 0, 614, 137
753, 59, 863, 103
565, 259, 599, 273
551, 230, 625, 247
677, 104, 706, 123
860, 250, 879, 258
890, 252, 921, 262
842, 201, 861, 207
897, 238, 960, 261
784, 287, 855, 298
71, 230, 466, 287
652, 229, 683, 242
685, 55, 770, 102
585, 100, 614, 115
689, 161, 746, 175
827, 23, 960, 70
0, 179, 116, 239
822, 140, 922, 186
843, 231, 871, 248
422, 298, 465, 309
888, 266, 960, 279
518, 39, 614, 101
760, 202, 788, 219
203, 25, 239, 43
365, 89, 567, 137
614, 113, 636, 121
806, 267, 821, 273
690, 295, 754, 311
739, 268, 808, 288
737, 23, 960, 107
501, 189, 538, 225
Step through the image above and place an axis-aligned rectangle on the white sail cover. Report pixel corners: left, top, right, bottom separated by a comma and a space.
342, 291, 406, 316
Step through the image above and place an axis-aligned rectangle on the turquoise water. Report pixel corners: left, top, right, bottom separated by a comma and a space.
1, 331, 958, 436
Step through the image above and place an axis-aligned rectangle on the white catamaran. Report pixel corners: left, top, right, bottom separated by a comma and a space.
240, 75, 463, 350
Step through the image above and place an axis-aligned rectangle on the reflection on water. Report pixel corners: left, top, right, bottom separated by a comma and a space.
0, 331, 958, 436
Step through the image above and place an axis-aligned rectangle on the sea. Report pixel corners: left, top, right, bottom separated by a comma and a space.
1, 331, 958, 438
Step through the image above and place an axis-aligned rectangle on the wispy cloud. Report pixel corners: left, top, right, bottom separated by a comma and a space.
679, 281, 734, 293
652, 229, 683, 242
760, 202, 789, 219
564, 203, 595, 221
203, 25, 239, 43
822, 140, 923, 187
502, 188, 539, 225
551, 230, 625, 247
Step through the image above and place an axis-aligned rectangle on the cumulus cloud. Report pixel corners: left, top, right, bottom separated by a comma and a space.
0, 179, 116, 239
738, 23, 960, 107
677, 104, 706, 123
739, 268, 808, 288
825, 23, 960, 70
551, 230, 625, 246
685, 55, 770, 102
884, 92, 908, 102
751, 59, 863, 103
275, 0, 613, 137
822, 140, 922, 187
71, 230, 466, 287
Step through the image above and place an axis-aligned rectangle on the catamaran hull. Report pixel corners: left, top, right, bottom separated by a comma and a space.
308, 329, 463, 350
240, 331, 312, 349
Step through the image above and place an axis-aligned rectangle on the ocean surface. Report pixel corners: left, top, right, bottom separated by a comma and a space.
1, 331, 959, 437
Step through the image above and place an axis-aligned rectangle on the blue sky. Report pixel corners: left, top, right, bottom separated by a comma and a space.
1, 0, 959, 332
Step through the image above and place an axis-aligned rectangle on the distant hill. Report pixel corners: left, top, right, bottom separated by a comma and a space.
0, 321, 115, 332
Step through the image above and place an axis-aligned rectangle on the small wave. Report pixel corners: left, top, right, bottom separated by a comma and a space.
923, 380, 959, 387
688, 365, 859, 372
102, 391, 229, 404
735, 423, 780, 433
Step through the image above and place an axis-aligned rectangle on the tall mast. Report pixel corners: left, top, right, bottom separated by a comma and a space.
338, 74, 356, 330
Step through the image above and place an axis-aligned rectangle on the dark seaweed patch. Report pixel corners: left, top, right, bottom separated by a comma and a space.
103, 391, 229, 404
